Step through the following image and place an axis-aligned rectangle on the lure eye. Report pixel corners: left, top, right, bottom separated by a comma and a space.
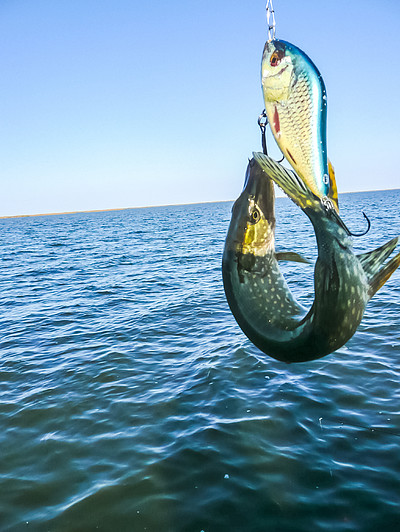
250, 208, 261, 223
270, 50, 284, 67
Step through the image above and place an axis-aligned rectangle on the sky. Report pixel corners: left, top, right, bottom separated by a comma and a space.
1, 0, 399, 217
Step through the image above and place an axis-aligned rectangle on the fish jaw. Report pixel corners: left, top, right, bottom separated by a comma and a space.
261, 39, 330, 199
227, 159, 276, 257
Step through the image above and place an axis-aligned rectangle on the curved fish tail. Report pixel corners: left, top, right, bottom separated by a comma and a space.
358, 237, 399, 279
253, 152, 318, 210
368, 250, 400, 298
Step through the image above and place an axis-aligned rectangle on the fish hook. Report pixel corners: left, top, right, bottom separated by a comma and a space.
330, 208, 371, 238
346, 211, 371, 237
258, 110, 284, 162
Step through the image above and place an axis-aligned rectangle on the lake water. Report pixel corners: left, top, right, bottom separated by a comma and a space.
1, 189, 400, 531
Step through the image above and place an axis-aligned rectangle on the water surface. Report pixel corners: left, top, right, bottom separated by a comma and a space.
1, 190, 400, 531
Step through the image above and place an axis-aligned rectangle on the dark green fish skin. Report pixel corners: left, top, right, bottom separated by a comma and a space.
222, 159, 305, 339
222, 154, 400, 363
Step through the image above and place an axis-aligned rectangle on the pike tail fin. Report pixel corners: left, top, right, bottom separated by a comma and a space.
253, 152, 317, 210
368, 251, 400, 298
358, 237, 399, 279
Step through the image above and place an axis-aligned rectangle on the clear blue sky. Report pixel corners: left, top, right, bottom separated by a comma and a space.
1, 0, 399, 216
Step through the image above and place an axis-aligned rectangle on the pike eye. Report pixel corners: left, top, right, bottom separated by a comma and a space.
270, 51, 283, 67
250, 208, 261, 223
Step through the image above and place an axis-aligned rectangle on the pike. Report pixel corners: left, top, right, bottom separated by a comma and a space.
222, 154, 400, 363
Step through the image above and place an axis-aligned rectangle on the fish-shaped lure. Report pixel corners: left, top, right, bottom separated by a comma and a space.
222, 154, 400, 363
261, 40, 337, 207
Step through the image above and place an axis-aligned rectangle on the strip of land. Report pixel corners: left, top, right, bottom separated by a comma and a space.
1, 189, 399, 219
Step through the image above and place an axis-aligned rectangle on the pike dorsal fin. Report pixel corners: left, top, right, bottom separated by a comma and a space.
358, 237, 399, 279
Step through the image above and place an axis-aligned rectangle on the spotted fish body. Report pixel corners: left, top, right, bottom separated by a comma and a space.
261, 39, 331, 203
222, 159, 307, 341
222, 153, 400, 363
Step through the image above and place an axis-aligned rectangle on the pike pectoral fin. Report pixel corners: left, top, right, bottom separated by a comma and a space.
275, 251, 311, 264
368, 250, 400, 298
358, 237, 399, 279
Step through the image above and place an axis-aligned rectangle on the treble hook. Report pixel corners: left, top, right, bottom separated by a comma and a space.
258, 110, 285, 162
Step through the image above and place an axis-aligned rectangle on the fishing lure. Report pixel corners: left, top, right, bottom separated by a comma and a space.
261, 39, 338, 209
222, 154, 400, 363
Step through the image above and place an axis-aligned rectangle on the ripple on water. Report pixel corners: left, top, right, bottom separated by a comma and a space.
1, 195, 400, 530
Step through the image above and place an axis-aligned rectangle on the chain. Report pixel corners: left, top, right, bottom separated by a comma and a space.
266, 0, 276, 42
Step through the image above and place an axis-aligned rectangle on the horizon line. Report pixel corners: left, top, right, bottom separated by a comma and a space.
1, 187, 399, 220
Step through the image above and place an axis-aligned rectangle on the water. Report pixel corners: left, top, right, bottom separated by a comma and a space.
1, 190, 400, 532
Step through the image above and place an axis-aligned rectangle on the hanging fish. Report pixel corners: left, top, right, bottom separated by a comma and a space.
222, 158, 308, 342
261, 39, 338, 208
222, 154, 400, 363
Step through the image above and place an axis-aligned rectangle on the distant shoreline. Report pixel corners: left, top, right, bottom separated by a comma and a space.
0, 200, 227, 220
1, 188, 399, 220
